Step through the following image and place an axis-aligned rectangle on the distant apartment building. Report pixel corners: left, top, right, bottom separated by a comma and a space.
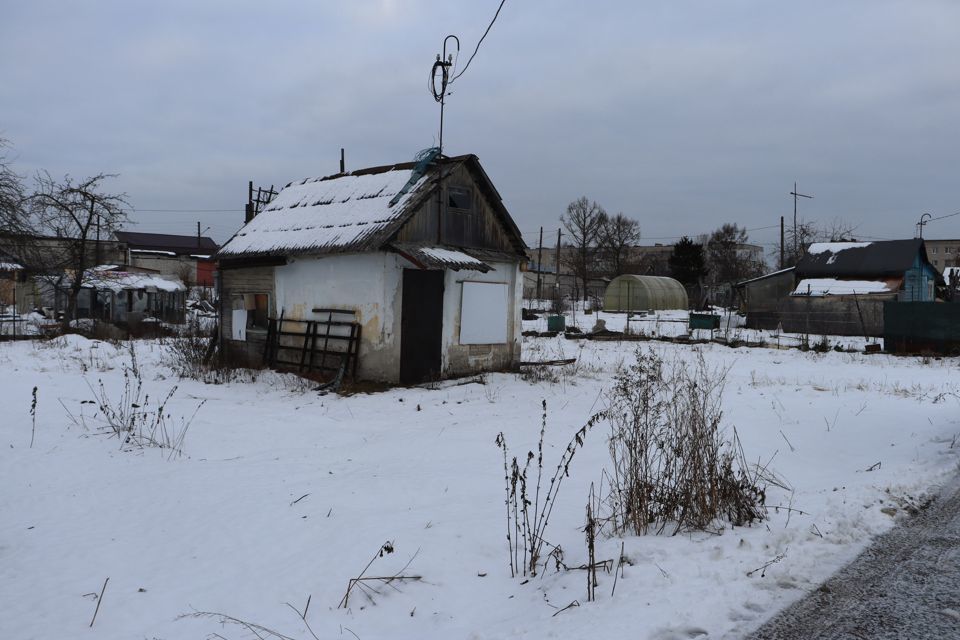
921, 239, 960, 272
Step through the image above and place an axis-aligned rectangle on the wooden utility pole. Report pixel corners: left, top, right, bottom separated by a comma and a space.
780, 215, 785, 269
536, 226, 544, 301
555, 229, 562, 295
789, 182, 813, 258
245, 181, 254, 223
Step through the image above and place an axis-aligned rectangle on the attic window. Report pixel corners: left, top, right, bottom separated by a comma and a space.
448, 185, 472, 212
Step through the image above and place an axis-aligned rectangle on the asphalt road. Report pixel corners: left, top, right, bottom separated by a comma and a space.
746, 476, 960, 640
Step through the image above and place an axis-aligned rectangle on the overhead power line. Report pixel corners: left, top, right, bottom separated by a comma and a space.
130, 208, 241, 213
451, 0, 509, 83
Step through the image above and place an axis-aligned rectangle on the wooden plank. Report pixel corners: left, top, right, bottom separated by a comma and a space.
298, 320, 313, 372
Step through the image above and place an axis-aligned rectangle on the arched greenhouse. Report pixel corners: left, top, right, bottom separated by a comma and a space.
603, 275, 689, 312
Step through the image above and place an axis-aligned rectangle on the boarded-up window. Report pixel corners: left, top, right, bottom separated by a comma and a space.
459, 282, 508, 344
248, 293, 269, 330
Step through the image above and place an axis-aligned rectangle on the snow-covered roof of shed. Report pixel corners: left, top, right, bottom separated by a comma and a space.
217, 153, 528, 260
67, 266, 185, 292
219, 165, 431, 258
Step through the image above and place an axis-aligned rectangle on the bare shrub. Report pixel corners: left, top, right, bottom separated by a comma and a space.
163, 321, 217, 379
65, 344, 203, 458
605, 347, 767, 535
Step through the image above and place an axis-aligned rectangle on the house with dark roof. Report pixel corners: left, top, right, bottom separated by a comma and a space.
115, 231, 219, 287
740, 239, 940, 336
791, 239, 940, 301
216, 152, 528, 384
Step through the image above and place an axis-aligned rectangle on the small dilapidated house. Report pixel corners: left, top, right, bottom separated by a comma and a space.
115, 231, 219, 287
40, 265, 187, 325
216, 153, 528, 384
740, 239, 941, 336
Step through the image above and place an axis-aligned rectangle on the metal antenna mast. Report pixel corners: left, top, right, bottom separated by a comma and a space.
789, 182, 813, 257
431, 35, 459, 157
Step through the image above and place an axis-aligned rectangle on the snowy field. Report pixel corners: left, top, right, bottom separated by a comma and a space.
524, 306, 881, 352
2, 333, 959, 640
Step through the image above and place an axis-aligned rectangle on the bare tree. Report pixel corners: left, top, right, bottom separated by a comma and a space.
705, 223, 761, 285
30, 173, 128, 324
560, 196, 607, 301
598, 212, 641, 277
0, 139, 30, 238
773, 218, 859, 268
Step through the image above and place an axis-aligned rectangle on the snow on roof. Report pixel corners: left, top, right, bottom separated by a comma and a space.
131, 249, 177, 256
791, 277, 898, 297
806, 242, 873, 255
796, 239, 932, 281
393, 244, 492, 272
78, 268, 185, 292
218, 169, 429, 258
736, 266, 795, 286
0, 261, 23, 271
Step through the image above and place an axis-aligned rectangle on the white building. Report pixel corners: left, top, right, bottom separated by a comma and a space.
216, 152, 528, 385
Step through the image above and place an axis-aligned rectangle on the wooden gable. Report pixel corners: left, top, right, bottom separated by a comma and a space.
391, 159, 525, 258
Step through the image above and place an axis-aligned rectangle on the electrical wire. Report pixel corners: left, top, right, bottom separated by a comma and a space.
450, 0, 508, 83
130, 208, 241, 213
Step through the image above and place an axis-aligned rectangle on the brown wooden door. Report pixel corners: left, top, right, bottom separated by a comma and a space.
400, 269, 444, 385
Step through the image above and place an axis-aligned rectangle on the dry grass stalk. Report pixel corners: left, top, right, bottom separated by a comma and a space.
29, 386, 37, 448
89, 577, 109, 628
495, 400, 601, 578
338, 542, 421, 609
65, 344, 203, 458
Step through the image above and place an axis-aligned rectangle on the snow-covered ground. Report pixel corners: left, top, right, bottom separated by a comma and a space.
525, 306, 881, 352
2, 333, 958, 639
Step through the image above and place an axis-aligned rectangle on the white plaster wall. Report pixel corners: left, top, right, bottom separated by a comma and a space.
274, 253, 403, 382
439, 261, 522, 375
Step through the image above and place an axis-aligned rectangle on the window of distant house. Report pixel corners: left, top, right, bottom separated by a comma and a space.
447, 185, 473, 212
933, 247, 938, 254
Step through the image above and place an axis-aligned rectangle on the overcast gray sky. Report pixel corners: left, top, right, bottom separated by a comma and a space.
2, 1, 959, 260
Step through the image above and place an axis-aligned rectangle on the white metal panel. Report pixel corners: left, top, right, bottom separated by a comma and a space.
232, 310, 247, 340
459, 282, 508, 344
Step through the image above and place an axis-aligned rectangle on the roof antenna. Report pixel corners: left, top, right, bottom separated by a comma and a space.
431, 36, 458, 158
340, 148, 345, 174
